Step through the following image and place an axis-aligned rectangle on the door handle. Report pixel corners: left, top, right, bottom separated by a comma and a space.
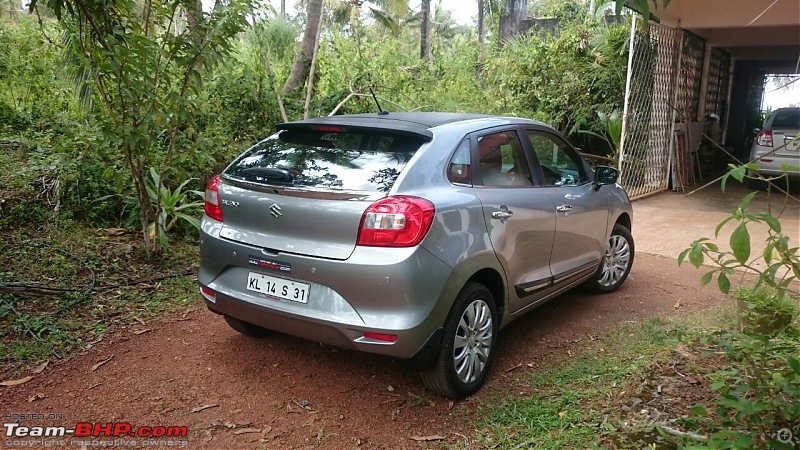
491, 210, 514, 219
556, 204, 572, 213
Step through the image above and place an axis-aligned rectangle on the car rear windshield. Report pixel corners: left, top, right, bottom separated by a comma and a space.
771, 109, 800, 129
225, 129, 425, 192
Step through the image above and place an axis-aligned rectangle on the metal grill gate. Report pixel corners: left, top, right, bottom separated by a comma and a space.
618, 16, 707, 200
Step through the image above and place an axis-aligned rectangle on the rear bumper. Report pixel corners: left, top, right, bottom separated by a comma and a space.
750, 147, 800, 178
198, 219, 458, 359
203, 295, 443, 364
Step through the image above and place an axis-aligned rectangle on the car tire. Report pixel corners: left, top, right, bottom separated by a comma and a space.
585, 223, 634, 293
420, 282, 497, 399
223, 315, 272, 337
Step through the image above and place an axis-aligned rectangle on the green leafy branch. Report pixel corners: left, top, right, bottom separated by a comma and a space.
679, 168, 800, 299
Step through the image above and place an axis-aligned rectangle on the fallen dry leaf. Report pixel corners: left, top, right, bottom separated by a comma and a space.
1, 376, 33, 387
685, 376, 700, 385
105, 227, 127, 236
387, 385, 395, 392
85, 337, 103, 349
234, 428, 262, 435
674, 299, 682, 309
28, 393, 46, 402
558, 411, 567, 418
32, 361, 49, 374
202, 430, 213, 443
91, 355, 114, 372
410, 435, 446, 442
505, 363, 523, 373
191, 404, 220, 413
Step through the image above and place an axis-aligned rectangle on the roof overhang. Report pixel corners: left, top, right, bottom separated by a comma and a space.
645, 0, 799, 71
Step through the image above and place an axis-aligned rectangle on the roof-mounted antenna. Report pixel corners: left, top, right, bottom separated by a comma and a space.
369, 86, 388, 116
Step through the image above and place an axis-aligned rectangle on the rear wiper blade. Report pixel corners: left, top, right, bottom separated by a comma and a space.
241, 167, 294, 185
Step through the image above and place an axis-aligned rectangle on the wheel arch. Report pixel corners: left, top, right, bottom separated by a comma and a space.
615, 212, 632, 233
466, 268, 505, 322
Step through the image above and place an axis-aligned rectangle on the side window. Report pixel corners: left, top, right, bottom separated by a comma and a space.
526, 131, 587, 186
476, 131, 532, 187
447, 139, 472, 185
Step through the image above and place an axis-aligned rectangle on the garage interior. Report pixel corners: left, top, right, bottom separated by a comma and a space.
618, 0, 799, 200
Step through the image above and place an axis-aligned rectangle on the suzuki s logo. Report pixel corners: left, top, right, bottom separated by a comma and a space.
269, 203, 282, 218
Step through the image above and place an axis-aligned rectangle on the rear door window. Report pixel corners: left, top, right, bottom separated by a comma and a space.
525, 131, 588, 186
474, 130, 533, 187
225, 129, 425, 192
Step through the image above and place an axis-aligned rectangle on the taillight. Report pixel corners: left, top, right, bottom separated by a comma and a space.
756, 130, 773, 147
204, 175, 223, 222
356, 196, 435, 247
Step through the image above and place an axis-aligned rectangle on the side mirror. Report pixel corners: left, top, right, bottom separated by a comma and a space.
594, 166, 618, 190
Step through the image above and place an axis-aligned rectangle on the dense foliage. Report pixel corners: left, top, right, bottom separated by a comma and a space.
0, 5, 630, 239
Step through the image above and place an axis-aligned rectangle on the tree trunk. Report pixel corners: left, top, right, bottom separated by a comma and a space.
280, 0, 285, 17
9, 0, 22, 19
184, 0, 203, 46
477, 0, 485, 59
476, 0, 485, 84
420, 0, 431, 61
283, 0, 324, 94
498, 0, 527, 47
303, 8, 324, 119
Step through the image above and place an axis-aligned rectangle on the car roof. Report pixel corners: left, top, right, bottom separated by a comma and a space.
276, 112, 547, 141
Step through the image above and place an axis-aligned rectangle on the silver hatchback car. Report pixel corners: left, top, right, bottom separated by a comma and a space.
749, 107, 800, 183
199, 113, 634, 398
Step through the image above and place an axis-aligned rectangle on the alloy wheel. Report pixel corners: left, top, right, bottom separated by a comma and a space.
599, 234, 631, 287
452, 299, 493, 384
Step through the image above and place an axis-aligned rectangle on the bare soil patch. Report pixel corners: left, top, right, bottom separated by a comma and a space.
0, 253, 728, 449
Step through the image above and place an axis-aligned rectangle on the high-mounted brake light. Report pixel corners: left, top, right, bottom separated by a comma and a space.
357, 196, 435, 247
756, 130, 773, 147
311, 125, 345, 133
204, 175, 223, 222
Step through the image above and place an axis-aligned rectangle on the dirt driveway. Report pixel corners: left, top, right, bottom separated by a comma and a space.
1, 253, 728, 449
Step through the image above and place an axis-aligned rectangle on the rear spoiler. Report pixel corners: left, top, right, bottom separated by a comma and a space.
276, 117, 434, 141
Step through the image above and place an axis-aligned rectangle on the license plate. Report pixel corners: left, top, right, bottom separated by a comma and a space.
246, 272, 310, 304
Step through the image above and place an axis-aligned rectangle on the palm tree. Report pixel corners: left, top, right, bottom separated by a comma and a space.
330, 0, 409, 37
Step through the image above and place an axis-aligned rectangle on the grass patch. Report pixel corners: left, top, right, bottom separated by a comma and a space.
473, 314, 725, 449
0, 219, 200, 379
